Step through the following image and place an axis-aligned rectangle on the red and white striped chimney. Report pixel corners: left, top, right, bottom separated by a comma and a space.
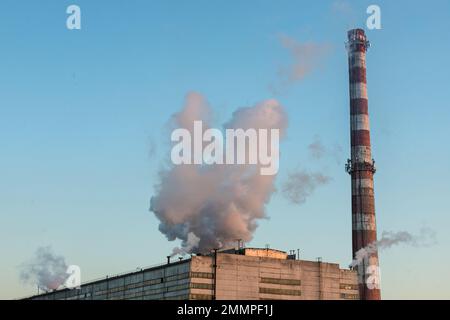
345, 28, 381, 300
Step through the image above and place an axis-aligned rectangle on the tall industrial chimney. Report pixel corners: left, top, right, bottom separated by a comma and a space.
345, 29, 381, 300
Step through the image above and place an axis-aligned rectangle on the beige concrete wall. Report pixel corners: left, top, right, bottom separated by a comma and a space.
190, 254, 360, 300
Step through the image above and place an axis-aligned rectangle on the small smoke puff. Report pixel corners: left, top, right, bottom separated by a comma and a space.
148, 136, 157, 158
331, 0, 353, 15
331, 144, 343, 164
351, 227, 437, 267
308, 135, 343, 164
282, 170, 331, 205
308, 135, 326, 159
330, 0, 357, 28
19, 246, 69, 291
150, 93, 288, 253
378, 227, 437, 249
272, 35, 330, 94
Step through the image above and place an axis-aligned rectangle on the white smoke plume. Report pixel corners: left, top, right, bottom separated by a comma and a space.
19, 246, 69, 291
351, 227, 437, 268
270, 35, 330, 94
150, 92, 288, 253
281, 169, 332, 205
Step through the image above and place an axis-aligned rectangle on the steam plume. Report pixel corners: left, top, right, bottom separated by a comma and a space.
351, 227, 437, 267
150, 92, 287, 253
19, 246, 69, 291
282, 169, 331, 205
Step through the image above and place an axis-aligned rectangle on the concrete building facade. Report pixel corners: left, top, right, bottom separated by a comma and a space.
27, 248, 359, 300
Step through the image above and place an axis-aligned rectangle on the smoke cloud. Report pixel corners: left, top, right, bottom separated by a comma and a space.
150, 92, 288, 254
281, 169, 332, 205
351, 227, 437, 267
270, 35, 330, 94
19, 246, 69, 291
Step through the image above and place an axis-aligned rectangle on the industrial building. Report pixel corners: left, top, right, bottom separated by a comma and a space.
27, 248, 359, 300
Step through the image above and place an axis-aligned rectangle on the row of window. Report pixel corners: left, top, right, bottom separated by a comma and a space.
341, 293, 359, 300
260, 277, 301, 286
123, 272, 190, 289
140, 283, 190, 296
37, 271, 212, 300
189, 293, 213, 300
165, 272, 191, 282
89, 281, 190, 298
99, 290, 191, 301
63, 281, 208, 300
190, 282, 213, 290
259, 287, 302, 296
190, 271, 214, 279
340, 284, 359, 290
90, 273, 191, 296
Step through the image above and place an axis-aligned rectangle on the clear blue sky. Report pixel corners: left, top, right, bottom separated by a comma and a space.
1, 0, 449, 299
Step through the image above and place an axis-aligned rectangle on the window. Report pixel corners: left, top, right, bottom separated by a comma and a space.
190, 282, 213, 290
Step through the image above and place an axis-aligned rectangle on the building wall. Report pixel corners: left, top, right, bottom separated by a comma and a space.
189, 253, 359, 300
30, 260, 192, 300
27, 251, 359, 300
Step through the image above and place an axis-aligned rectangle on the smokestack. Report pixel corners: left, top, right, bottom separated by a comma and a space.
166, 256, 171, 264
345, 29, 381, 300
